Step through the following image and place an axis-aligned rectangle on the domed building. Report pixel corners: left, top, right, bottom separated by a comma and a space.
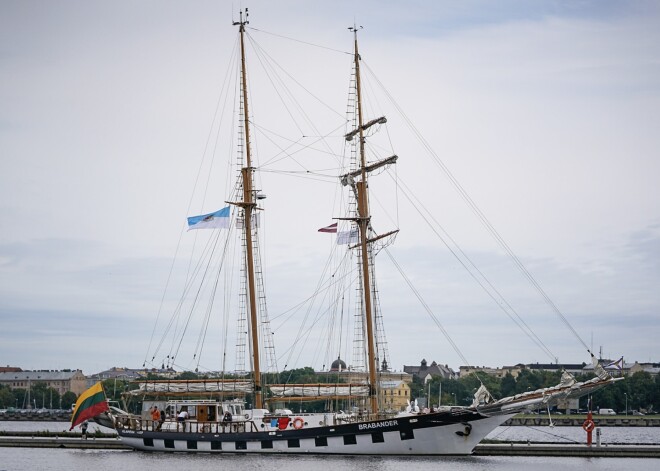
330, 356, 347, 372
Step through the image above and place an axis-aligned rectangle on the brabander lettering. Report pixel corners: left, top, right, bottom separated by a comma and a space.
358, 420, 398, 431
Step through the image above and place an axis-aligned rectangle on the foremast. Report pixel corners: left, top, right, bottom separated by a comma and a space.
232, 10, 262, 409
344, 27, 399, 415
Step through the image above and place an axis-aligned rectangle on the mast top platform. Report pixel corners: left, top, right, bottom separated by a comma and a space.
233, 8, 249, 27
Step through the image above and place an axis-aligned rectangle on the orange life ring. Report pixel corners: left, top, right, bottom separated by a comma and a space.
582, 419, 595, 432
292, 417, 304, 430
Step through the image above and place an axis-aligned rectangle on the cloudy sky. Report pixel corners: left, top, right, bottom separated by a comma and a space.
1, 1, 659, 376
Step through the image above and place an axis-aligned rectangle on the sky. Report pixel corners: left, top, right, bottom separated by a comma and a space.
1, 0, 659, 377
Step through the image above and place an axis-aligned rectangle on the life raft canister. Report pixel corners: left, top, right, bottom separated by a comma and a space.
292, 417, 304, 430
277, 417, 290, 430
582, 418, 595, 432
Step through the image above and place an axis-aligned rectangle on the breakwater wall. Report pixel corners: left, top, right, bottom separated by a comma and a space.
1, 436, 659, 457
0, 410, 71, 421
505, 416, 660, 427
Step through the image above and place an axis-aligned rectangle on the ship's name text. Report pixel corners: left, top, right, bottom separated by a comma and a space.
358, 420, 398, 430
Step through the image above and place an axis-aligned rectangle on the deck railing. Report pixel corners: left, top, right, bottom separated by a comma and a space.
114, 415, 258, 434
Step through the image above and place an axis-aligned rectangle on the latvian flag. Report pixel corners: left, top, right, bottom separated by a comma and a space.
318, 222, 338, 233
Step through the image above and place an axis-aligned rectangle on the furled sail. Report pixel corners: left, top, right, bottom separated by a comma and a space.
125, 380, 254, 396
269, 383, 370, 398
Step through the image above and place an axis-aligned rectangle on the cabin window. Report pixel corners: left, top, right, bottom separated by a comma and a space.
211, 441, 222, 450
143, 438, 154, 447
371, 432, 384, 443
235, 441, 247, 450
287, 439, 300, 448
400, 429, 415, 441
164, 439, 175, 449
261, 440, 273, 449
343, 434, 357, 445
187, 440, 197, 450
315, 437, 328, 447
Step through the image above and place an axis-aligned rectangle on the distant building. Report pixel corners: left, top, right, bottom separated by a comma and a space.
581, 359, 633, 377
458, 365, 503, 378
317, 357, 412, 384
527, 363, 586, 375
631, 363, 660, 377
88, 366, 177, 386
500, 364, 525, 378
0, 370, 87, 396
404, 359, 456, 380
0, 366, 22, 373
379, 380, 410, 412
329, 357, 347, 372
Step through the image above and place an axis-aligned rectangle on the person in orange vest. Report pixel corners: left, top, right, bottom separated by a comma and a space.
151, 406, 161, 430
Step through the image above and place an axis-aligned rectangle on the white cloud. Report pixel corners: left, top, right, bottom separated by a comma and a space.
1, 1, 659, 374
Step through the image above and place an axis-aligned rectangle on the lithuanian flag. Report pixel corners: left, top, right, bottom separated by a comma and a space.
70, 382, 109, 430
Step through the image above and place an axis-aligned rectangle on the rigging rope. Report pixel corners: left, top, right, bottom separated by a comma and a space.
390, 174, 557, 362
383, 248, 472, 369
362, 59, 592, 356
247, 26, 352, 56
142, 35, 241, 368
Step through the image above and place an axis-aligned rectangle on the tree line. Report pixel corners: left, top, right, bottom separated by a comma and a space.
0, 383, 78, 410
7, 367, 652, 415
414, 370, 660, 413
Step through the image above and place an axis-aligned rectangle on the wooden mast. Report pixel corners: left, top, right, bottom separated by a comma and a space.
351, 26, 379, 415
234, 9, 262, 409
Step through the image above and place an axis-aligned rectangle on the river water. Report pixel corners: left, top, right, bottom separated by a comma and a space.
1, 422, 659, 471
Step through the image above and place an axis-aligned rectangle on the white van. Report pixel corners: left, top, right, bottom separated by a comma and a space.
598, 408, 616, 415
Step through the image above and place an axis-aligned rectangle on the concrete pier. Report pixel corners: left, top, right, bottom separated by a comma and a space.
474, 442, 660, 458
0, 435, 659, 456
0, 436, 127, 449
504, 415, 660, 427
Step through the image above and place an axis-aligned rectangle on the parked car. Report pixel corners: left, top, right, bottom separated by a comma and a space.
632, 410, 645, 416
598, 408, 616, 415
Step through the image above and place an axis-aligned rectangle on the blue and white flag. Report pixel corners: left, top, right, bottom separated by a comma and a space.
337, 228, 359, 245
187, 207, 230, 231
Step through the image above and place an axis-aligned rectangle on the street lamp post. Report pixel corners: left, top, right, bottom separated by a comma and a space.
452, 393, 456, 406
438, 382, 442, 407
624, 393, 628, 416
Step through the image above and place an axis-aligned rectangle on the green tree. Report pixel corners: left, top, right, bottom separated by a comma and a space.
0, 385, 14, 408
287, 367, 318, 383
500, 373, 517, 397
101, 379, 131, 402
176, 371, 200, 381
61, 391, 77, 410
627, 372, 656, 412
30, 382, 58, 408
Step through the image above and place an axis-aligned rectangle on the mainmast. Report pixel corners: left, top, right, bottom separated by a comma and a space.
233, 9, 262, 409
350, 26, 379, 415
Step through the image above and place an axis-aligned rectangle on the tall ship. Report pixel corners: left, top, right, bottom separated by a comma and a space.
112, 11, 618, 455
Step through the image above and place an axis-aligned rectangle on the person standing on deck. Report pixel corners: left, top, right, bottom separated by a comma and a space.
177, 409, 189, 432
151, 406, 161, 430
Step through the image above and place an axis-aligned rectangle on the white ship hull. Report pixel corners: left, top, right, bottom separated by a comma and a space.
117, 410, 514, 455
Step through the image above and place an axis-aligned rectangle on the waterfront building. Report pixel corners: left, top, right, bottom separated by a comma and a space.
527, 362, 586, 375
458, 365, 505, 378
404, 359, 456, 380
0, 370, 87, 396
379, 380, 411, 412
